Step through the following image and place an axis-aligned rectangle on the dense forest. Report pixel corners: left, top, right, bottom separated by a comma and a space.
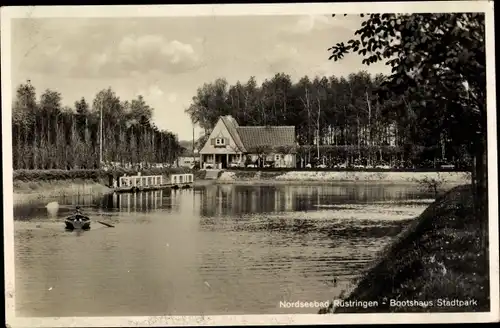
185, 13, 484, 173
324, 13, 486, 197
12, 82, 183, 170
186, 71, 468, 168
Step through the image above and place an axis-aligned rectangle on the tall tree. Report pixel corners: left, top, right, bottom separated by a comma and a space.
328, 13, 487, 237
12, 85, 182, 170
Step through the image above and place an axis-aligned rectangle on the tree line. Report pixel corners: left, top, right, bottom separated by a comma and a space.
186, 71, 466, 168
12, 82, 183, 170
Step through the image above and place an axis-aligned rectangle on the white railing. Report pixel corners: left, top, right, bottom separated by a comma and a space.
170, 173, 194, 185
118, 174, 194, 188
119, 175, 163, 188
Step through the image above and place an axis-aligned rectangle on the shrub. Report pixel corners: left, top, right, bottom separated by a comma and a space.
13, 168, 194, 182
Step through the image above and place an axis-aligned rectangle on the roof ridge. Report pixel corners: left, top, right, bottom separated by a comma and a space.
237, 126, 295, 128
220, 116, 246, 152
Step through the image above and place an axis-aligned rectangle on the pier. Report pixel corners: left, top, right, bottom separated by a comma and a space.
114, 174, 194, 193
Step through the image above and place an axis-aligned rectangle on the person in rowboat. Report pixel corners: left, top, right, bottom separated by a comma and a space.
74, 206, 84, 221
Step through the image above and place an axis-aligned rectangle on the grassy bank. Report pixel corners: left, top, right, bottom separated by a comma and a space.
319, 184, 489, 313
13, 168, 196, 181
13, 179, 113, 205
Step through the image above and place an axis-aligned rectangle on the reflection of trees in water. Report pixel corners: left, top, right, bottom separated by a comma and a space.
175, 189, 197, 215
101, 190, 165, 213
198, 184, 430, 218
199, 185, 297, 217
99, 188, 198, 215
15, 184, 430, 223
16, 188, 199, 219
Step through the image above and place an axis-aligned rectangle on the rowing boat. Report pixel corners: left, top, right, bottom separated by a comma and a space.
65, 214, 91, 230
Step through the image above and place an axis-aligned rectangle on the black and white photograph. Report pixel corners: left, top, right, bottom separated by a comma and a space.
2, 2, 498, 326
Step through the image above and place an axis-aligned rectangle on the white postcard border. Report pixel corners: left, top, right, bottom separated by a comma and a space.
2, 1, 498, 326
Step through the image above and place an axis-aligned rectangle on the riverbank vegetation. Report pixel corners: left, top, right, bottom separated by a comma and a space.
310, 12, 488, 313
13, 168, 206, 191
13, 179, 113, 202
319, 185, 489, 313
12, 85, 183, 170
13, 168, 192, 182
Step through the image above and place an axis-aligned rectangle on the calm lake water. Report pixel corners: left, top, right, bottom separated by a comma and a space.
14, 183, 434, 317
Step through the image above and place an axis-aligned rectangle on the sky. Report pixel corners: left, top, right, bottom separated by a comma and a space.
11, 14, 390, 140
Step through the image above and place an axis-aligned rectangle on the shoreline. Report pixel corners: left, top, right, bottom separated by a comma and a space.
12, 179, 217, 206
214, 179, 466, 187
11, 169, 471, 206
13, 179, 113, 206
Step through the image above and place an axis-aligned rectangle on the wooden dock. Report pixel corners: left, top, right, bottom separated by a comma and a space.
114, 174, 194, 193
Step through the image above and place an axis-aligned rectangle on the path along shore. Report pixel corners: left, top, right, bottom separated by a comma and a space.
217, 170, 470, 184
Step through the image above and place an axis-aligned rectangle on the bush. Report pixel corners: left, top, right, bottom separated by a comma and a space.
13, 168, 194, 182
413, 173, 447, 197
194, 170, 207, 180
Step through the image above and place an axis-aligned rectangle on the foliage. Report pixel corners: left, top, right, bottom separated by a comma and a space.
275, 145, 297, 155
244, 155, 253, 167
13, 167, 192, 182
327, 11, 488, 275
186, 71, 461, 167
413, 173, 447, 198
12, 82, 183, 170
328, 13, 485, 160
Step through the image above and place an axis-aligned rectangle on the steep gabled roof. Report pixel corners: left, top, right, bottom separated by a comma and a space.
220, 115, 247, 152
237, 126, 296, 152
205, 115, 297, 154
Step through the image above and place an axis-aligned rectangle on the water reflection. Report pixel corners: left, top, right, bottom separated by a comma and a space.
16, 184, 429, 220
14, 183, 433, 317
197, 184, 431, 217
101, 190, 166, 212
15, 189, 199, 220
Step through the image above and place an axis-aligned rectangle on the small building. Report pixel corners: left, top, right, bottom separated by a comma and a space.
178, 149, 200, 168
199, 115, 297, 169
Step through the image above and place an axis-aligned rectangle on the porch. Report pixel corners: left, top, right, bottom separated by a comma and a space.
201, 153, 244, 169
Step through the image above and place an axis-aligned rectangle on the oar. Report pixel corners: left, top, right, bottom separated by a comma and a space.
97, 220, 115, 228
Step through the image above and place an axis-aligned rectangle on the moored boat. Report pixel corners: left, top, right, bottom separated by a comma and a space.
65, 215, 91, 230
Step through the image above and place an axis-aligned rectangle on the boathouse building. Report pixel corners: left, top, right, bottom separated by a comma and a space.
199, 115, 297, 169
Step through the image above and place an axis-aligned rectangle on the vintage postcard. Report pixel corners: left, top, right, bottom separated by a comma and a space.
2, 1, 498, 327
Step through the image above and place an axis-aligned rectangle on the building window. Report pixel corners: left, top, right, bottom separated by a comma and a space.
215, 138, 225, 146
275, 155, 281, 161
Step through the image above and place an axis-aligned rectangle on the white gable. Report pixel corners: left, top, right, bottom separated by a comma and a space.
199, 118, 240, 154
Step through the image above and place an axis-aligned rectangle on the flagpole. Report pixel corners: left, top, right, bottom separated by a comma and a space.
99, 98, 103, 167
192, 123, 195, 162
